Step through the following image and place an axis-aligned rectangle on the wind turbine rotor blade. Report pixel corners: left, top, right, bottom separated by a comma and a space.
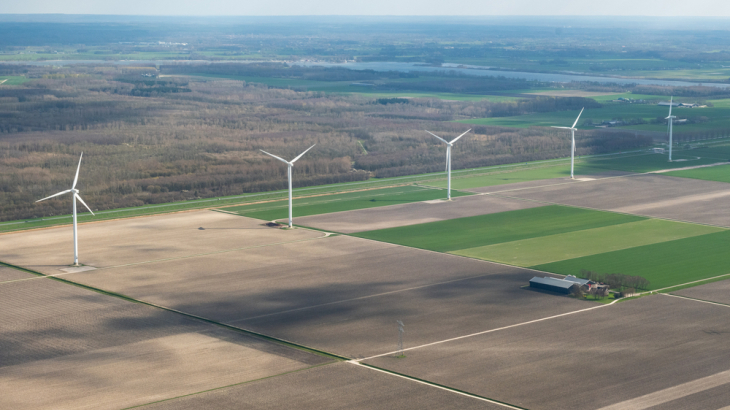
571, 108, 585, 129
551, 126, 572, 129
449, 129, 471, 144
260, 150, 290, 165
72, 152, 83, 189
75, 194, 95, 216
291, 144, 316, 164
36, 189, 72, 203
425, 130, 449, 145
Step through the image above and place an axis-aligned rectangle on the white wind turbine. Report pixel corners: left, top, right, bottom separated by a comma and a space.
260, 144, 316, 228
425, 129, 471, 200
36, 153, 95, 266
666, 96, 676, 162
552, 108, 584, 179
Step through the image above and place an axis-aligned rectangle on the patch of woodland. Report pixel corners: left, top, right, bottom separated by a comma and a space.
0, 65, 651, 221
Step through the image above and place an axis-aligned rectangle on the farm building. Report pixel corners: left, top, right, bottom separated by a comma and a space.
529, 276, 580, 294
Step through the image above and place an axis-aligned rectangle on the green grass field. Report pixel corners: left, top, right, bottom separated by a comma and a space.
0, 76, 29, 85
220, 185, 470, 221
532, 230, 730, 290
453, 219, 723, 267
427, 152, 723, 191
446, 56, 730, 81
427, 164, 573, 189
186, 73, 522, 101
456, 100, 730, 133
351, 205, 644, 253
664, 163, 730, 183
578, 152, 722, 173
670, 143, 730, 162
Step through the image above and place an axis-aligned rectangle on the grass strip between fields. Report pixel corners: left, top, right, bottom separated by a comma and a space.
222, 185, 470, 221
0, 156, 586, 234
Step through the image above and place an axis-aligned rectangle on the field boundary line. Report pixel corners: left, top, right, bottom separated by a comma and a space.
223, 185, 444, 215
596, 367, 730, 410
661, 293, 730, 308
355, 299, 618, 362
475, 172, 643, 195
348, 361, 526, 409
346, 235, 583, 281
488, 192, 730, 230
0, 233, 330, 285
652, 272, 730, 294
650, 161, 730, 174
228, 272, 503, 323
122, 362, 336, 409
0, 260, 351, 361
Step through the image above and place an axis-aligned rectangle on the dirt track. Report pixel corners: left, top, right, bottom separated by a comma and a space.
365, 295, 730, 410
141, 362, 503, 410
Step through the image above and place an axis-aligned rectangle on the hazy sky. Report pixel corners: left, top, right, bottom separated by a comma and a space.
4, 0, 730, 17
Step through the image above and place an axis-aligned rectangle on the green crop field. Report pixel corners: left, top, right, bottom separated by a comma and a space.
351, 205, 644, 253
664, 163, 730, 183
220, 185, 470, 221
453, 219, 723, 267
532, 230, 730, 290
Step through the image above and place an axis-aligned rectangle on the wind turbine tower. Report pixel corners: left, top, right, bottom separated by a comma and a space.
260, 144, 316, 228
666, 97, 676, 162
425, 129, 471, 200
551, 108, 584, 179
36, 153, 95, 266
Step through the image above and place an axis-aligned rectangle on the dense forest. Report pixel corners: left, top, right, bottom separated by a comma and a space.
0, 64, 652, 221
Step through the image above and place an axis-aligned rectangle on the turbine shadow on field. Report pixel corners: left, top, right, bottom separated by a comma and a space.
0, 286, 326, 372
171, 279, 412, 325
155, 269, 587, 358
0, 290, 204, 368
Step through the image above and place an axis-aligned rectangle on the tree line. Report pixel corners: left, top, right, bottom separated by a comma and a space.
0, 64, 653, 221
